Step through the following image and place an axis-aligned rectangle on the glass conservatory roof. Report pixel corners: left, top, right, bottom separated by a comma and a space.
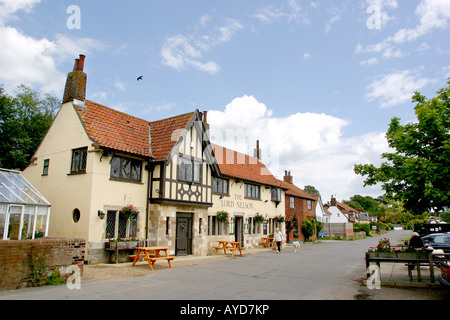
0, 169, 50, 206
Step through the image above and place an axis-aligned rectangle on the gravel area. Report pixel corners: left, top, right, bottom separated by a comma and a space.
81, 253, 247, 283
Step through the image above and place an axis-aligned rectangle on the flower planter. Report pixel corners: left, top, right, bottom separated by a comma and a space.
105, 241, 146, 264
105, 241, 145, 251
368, 252, 397, 258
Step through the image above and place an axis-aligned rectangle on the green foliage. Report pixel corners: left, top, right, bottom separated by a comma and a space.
216, 211, 229, 223
343, 195, 384, 218
441, 212, 450, 223
301, 219, 315, 241
304, 185, 320, 195
354, 80, 450, 214
0, 84, 60, 170
353, 223, 371, 236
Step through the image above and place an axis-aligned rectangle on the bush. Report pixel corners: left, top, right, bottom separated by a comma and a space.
301, 220, 315, 242
354, 223, 371, 236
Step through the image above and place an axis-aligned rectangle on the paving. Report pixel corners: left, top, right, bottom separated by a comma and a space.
1, 232, 449, 301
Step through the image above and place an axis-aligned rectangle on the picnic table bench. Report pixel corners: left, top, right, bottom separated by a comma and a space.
214, 241, 245, 258
129, 247, 175, 271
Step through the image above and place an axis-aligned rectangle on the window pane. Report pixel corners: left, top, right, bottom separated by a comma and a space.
110, 157, 120, 178
118, 216, 127, 238
131, 161, 141, 181
194, 162, 201, 182
72, 151, 80, 172
178, 160, 186, 180
223, 179, 228, 194
106, 211, 116, 238
121, 158, 131, 179
186, 162, 193, 181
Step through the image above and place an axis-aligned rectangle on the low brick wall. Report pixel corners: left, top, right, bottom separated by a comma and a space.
0, 237, 85, 290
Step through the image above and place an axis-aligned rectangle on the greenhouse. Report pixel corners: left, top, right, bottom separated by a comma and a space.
0, 169, 51, 240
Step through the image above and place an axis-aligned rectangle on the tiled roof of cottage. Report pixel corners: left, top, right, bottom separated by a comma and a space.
277, 179, 318, 201
77, 100, 152, 158
76, 100, 195, 161
149, 111, 195, 162
212, 144, 284, 188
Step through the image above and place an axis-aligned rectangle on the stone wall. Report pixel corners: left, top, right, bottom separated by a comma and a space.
0, 237, 85, 290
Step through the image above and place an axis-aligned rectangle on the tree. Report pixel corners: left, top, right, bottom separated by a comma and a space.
304, 185, 320, 195
0, 85, 60, 171
343, 195, 384, 218
354, 80, 450, 214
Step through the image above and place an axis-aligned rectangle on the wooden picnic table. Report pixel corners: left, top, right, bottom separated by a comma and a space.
261, 237, 273, 248
214, 241, 245, 258
129, 247, 175, 271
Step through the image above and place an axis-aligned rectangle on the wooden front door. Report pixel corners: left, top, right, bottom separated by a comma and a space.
176, 213, 193, 256
234, 216, 244, 247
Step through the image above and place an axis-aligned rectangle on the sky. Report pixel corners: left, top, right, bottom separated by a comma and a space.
0, 0, 449, 204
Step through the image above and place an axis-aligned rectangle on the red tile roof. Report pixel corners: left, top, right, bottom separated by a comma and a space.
149, 111, 195, 162
212, 144, 283, 188
277, 179, 318, 201
76, 100, 195, 161
77, 100, 152, 158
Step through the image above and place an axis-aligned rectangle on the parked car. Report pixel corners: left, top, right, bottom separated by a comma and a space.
438, 260, 450, 288
422, 233, 450, 253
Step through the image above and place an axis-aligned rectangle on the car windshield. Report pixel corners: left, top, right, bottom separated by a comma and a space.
432, 235, 450, 244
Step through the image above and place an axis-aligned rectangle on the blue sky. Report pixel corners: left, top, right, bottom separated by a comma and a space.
1, 0, 449, 203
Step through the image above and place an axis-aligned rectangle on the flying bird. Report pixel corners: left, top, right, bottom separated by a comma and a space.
137, 76, 143, 81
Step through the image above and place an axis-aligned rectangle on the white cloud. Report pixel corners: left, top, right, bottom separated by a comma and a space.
360, 57, 379, 66
0, 1, 103, 95
365, 70, 436, 108
357, 0, 450, 60
0, 0, 41, 25
161, 17, 242, 74
254, 0, 311, 25
207, 95, 389, 201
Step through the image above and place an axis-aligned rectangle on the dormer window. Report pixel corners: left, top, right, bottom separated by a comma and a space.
110, 155, 142, 183
178, 156, 201, 183
271, 187, 281, 202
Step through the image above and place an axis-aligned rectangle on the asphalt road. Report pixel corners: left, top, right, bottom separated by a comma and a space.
1, 230, 449, 303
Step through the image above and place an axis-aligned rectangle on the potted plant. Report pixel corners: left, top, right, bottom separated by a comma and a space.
119, 205, 139, 221
216, 211, 229, 224
254, 213, 264, 223
275, 215, 285, 223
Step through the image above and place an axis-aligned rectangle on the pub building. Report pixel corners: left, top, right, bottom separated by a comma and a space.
23, 55, 286, 264
206, 144, 286, 253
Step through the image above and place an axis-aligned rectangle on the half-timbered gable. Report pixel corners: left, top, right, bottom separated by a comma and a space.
148, 110, 218, 207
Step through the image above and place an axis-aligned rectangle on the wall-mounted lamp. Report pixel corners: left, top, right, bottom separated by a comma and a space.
220, 195, 224, 199
98, 210, 105, 220
265, 200, 269, 203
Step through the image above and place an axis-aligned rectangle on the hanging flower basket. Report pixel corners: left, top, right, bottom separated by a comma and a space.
254, 213, 264, 223
275, 215, 285, 223
216, 211, 229, 224
119, 205, 139, 221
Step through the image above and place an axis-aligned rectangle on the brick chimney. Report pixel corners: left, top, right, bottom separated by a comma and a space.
284, 170, 293, 184
330, 196, 337, 206
254, 140, 261, 160
63, 54, 87, 104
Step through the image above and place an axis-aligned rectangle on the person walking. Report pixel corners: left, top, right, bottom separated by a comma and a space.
274, 228, 283, 253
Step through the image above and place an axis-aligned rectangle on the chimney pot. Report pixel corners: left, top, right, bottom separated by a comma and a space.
77, 54, 86, 71
63, 54, 87, 104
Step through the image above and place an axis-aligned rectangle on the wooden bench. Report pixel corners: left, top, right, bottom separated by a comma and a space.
147, 257, 175, 270
128, 253, 156, 261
